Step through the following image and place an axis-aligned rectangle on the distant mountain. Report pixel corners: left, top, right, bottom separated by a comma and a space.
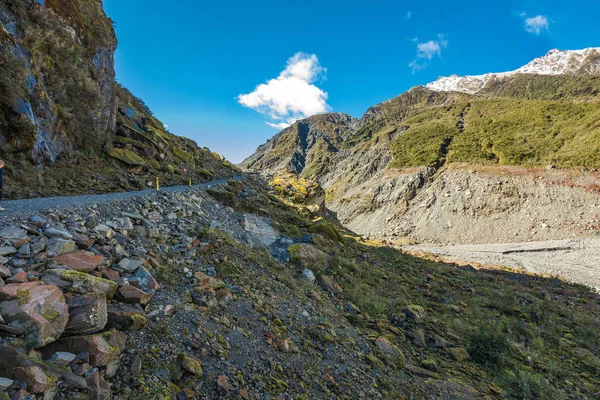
426, 48, 600, 94
243, 49, 600, 244
0, 0, 235, 199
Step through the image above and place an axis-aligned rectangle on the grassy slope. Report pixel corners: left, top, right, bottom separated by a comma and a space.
169, 175, 600, 399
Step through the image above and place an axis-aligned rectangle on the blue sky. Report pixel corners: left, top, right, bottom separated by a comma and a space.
104, 0, 599, 163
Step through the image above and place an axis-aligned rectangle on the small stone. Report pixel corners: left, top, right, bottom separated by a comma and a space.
29, 237, 48, 254
129, 355, 142, 376
93, 225, 115, 239
0, 227, 31, 248
146, 211, 163, 223
6, 272, 27, 284
216, 375, 230, 395
122, 212, 143, 221
413, 329, 426, 348
27, 216, 47, 228
117, 258, 143, 273
178, 353, 202, 376
320, 275, 343, 294
42, 227, 72, 240
434, 334, 450, 348
47, 352, 77, 366
45, 238, 76, 257
301, 268, 316, 283
113, 218, 134, 232
0, 246, 17, 256
447, 347, 470, 362
421, 359, 438, 372
0, 377, 14, 390
0, 265, 10, 278
404, 305, 425, 322
133, 266, 159, 294
118, 286, 151, 305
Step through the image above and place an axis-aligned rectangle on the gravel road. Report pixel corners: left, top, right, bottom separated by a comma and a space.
403, 237, 600, 291
0, 176, 242, 223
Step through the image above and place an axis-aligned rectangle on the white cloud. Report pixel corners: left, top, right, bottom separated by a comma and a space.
524, 14, 550, 35
238, 52, 329, 129
409, 34, 448, 72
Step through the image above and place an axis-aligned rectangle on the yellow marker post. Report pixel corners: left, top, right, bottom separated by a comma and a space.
189, 177, 192, 187
156, 176, 160, 191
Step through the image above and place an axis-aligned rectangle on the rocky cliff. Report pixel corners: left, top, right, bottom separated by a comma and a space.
243, 50, 600, 245
0, 0, 235, 199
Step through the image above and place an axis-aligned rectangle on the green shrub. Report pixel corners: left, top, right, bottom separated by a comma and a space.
468, 321, 510, 369
502, 370, 567, 400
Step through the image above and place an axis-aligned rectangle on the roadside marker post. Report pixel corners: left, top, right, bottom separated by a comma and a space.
156, 177, 160, 191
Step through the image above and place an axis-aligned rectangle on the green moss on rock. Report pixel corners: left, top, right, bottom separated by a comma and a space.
107, 148, 146, 166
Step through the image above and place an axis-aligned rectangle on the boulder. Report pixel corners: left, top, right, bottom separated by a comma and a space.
320, 275, 343, 295
374, 337, 405, 369
0, 282, 68, 349
288, 243, 330, 269
118, 286, 151, 305
178, 353, 202, 376
0, 265, 10, 279
41, 269, 117, 298
42, 228, 72, 240
29, 236, 48, 254
301, 269, 316, 283
447, 347, 470, 362
54, 251, 104, 273
45, 239, 76, 257
93, 225, 115, 239
40, 330, 124, 367
64, 294, 107, 335
0, 345, 83, 394
47, 352, 76, 366
12, 365, 54, 393
105, 304, 147, 332
133, 266, 160, 294
0, 246, 17, 256
54, 250, 104, 272
84, 367, 111, 400
117, 258, 142, 273
0, 227, 31, 248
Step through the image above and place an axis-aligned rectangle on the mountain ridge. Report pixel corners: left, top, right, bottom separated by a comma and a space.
243, 48, 600, 246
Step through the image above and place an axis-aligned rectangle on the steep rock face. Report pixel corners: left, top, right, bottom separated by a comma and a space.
240, 113, 357, 180
243, 49, 600, 245
0, 0, 117, 165
0, 0, 236, 199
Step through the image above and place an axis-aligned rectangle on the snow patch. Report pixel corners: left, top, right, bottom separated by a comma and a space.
425, 48, 600, 94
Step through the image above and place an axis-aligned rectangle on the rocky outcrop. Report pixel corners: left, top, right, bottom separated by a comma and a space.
0, 282, 68, 348
0, 0, 237, 199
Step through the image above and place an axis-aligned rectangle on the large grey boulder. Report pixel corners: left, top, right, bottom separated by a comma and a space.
0, 282, 68, 349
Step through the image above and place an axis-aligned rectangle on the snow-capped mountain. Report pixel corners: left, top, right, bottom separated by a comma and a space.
425, 48, 600, 94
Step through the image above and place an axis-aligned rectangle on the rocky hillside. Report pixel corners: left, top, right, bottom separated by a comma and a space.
242, 49, 600, 245
0, 0, 236, 199
240, 113, 357, 181
0, 176, 598, 399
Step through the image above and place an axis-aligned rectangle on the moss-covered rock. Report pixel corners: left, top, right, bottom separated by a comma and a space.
107, 148, 146, 166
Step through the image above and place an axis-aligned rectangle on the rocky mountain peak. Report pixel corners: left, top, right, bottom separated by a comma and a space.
425, 47, 600, 94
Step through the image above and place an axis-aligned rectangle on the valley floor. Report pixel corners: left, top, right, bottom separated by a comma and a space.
403, 237, 600, 291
